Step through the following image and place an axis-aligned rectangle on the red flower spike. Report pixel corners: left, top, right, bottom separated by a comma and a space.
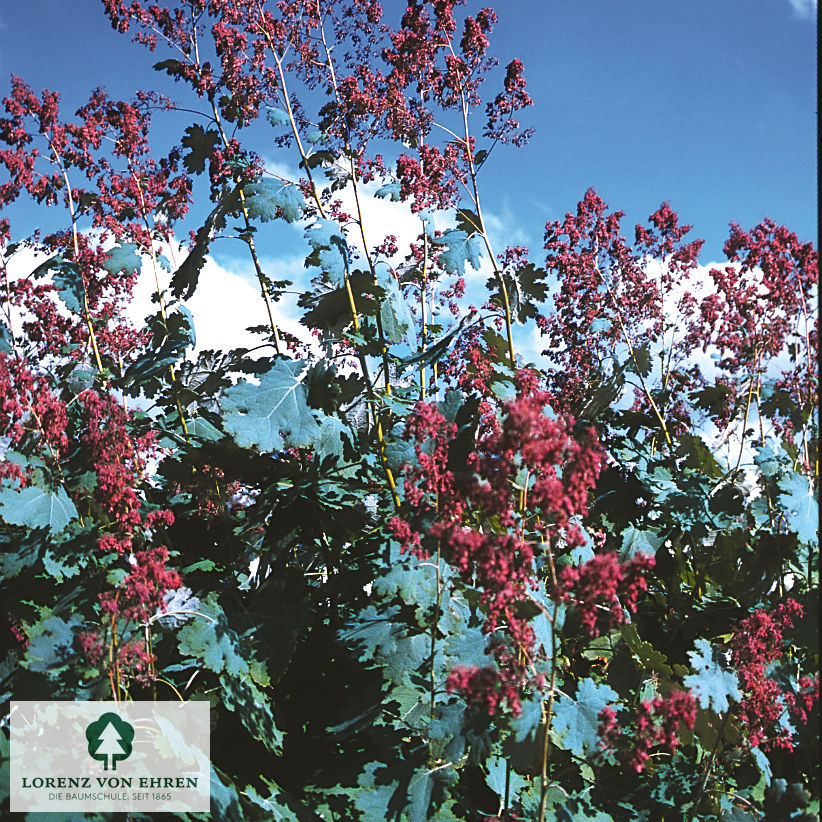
392, 374, 605, 716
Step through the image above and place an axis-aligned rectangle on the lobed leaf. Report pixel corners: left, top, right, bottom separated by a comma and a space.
683, 638, 741, 713
434, 230, 483, 276
221, 358, 321, 452
103, 243, 141, 277
181, 124, 220, 174
243, 178, 303, 223
32, 256, 85, 314
552, 678, 620, 758
0, 482, 77, 533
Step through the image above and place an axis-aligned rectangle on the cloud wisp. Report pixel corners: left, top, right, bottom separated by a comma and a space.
788, 0, 817, 19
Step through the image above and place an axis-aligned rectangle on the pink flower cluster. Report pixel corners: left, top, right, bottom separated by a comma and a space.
390, 373, 604, 715
80, 389, 158, 540
0, 76, 190, 370
557, 552, 655, 637
542, 190, 704, 427
0, 352, 68, 483
396, 143, 463, 212
77, 388, 180, 679
597, 690, 697, 773
445, 663, 521, 717
730, 599, 818, 750
77, 631, 154, 684
484, 59, 534, 146
0, 73, 187, 684
99, 0, 532, 223
100, 546, 182, 624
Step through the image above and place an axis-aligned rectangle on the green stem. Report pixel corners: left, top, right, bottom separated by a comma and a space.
539, 541, 561, 822
457, 92, 516, 367
734, 353, 760, 473
208, 100, 283, 354
689, 711, 731, 820
313, 6, 401, 507
188, 17, 282, 352
50, 145, 105, 374
261, 18, 366, 362
429, 538, 442, 767
130, 167, 191, 439
420, 228, 429, 398
594, 247, 672, 446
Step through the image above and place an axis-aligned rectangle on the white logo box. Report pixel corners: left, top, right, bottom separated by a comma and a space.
10, 700, 210, 813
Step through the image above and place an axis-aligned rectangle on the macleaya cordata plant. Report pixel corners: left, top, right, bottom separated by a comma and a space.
0, 1, 817, 820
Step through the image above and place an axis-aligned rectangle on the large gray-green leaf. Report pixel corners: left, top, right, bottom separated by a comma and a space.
377, 271, 413, 344
683, 638, 741, 713
210, 765, 243, 822
434, 230, 483, 276
103, 243, 142, 276
0, 320, 12, 352
177, 593, 283, 754
349, 761, 398, 821
486, 756, 528, 804
0, 483, 77, 533
777, 472, 817, 547
23, 611, 83, 675
32, 256, 84, 314
243, 179, 303, 223
620, 526, 662, 561
243, 778, 300, 819
221, 358, 321, 452
314, 415, 349, 460
552, 678, 620, 757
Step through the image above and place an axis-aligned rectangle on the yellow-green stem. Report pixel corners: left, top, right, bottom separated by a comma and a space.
313, 8, 403, 508
734, 352, 760, 473
208, 102, 283, 353
420, 229, 429, 398
262, 24, 363, 340
594, 251, 672, 446
51, 146, 105, 374
455, 60, 516, 367
131, 168, 191, 438
538, 539, 561, 822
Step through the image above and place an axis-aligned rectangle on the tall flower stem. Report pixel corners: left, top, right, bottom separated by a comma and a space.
208, 102, 283, 354
314, 5, 401, 506
593, 246, 672, 447
131, 168, 190, 439
50, 146, 104, 374
539, 539, 561, 822
420, 227, 429, 398
190, 20, 283, 354
456, 83, 516, 367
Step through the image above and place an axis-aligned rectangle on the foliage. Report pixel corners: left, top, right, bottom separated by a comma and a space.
0, 1, 817, 820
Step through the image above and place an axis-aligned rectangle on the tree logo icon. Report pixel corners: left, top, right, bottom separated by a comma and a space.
85, 713, 134, 771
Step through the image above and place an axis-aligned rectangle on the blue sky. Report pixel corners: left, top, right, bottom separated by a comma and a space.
0, 0, 816, 262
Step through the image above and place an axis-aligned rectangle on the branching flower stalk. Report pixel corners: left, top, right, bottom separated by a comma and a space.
455, 73, 516, 366
311, 5, 402, 506
209, 103, 284, 354
593, 244, 672, 447
420, 226, 429, 397
733, 349, 761, 473
131, 167, 191, 438
539, 537, 561, 822
50, 146, 105, 374
189, 18, 283, 353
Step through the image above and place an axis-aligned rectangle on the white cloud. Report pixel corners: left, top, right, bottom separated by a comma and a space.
788, 0, 817, 19
128, 242, 312, 355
